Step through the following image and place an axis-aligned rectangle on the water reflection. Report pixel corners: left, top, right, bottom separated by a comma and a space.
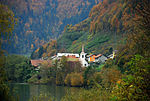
9, 83, 80, 101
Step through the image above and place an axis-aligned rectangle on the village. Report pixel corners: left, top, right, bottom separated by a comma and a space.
31, 45, 116, 70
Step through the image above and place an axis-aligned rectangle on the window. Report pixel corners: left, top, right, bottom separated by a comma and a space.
82, 55, 84, 58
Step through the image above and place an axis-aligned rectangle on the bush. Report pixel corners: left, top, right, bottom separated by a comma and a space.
28, 74, 38, 83
100, 66, 122, 88
56, 72, 65, 85
64, 74, 71, 86
64, 73, 84, 87
93, 72, 102, 84
71, 73, 84, 87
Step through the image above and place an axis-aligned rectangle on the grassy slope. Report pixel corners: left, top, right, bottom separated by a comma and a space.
57, 0, 128, 56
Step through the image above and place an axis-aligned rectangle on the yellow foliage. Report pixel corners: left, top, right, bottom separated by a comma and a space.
42, 44, 48, 50
31, 44, 34, 49
64, 73, 84, 87
71, 73, 84, 87
42, 53, 47, 57
116, 79, 121, 84
35, 48, 39, 53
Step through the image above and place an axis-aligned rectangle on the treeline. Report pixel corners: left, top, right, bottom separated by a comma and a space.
1, 0, 100, 54
32, 0, 134, 58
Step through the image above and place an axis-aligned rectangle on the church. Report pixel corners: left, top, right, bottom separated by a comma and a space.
54, 45, 89, 67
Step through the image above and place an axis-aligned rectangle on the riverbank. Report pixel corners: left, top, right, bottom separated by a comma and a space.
9, 83, 82, 101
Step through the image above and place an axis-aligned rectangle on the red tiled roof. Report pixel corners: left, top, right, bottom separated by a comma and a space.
95, 54, 102, 58
31, 60, 52, 67
31, 60, 43, 67
67, 57, 79, 62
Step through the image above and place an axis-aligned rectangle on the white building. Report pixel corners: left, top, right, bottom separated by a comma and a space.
53, 45, 89, 67
79, 45, 89, 67
57, 53, 79, 58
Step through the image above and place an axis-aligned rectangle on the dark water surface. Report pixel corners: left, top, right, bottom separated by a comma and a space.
8, 83, 80, 101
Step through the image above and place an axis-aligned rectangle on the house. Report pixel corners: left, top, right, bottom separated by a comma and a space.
87, 54, 102, 63
107, 54, 113, 59
51, 45, 89, 67
107, 50, 118, 59
51, 55, 57, 60
31, 60, 43, 70
95, 55, 107, 63
31, 60, 43, 67
31, 59, 52, 70
67, 55, 79, 62
87, 54, 96, 62
57, 53, 79, 59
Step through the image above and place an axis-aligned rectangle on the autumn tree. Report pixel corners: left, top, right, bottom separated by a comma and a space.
117, 0, 150, 71
100, 67, 122, 88
0, 4, 17, 101
112, 0, 150, 100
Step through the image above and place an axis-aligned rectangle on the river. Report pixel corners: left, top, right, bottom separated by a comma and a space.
8, 83, 81, 101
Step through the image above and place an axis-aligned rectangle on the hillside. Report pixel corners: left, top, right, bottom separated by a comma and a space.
0, 0, 100, 54
31, 0, 135, 59
1, 0, 149, 100
57, 0, 136, 55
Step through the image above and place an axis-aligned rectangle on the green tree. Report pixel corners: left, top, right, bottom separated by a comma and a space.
111, 55, 150, 100
83, 66, 96, 87
55, 56, 67, 85
0, 4, 17, 101
116, 0, 150, 72
5, 55, 34, 82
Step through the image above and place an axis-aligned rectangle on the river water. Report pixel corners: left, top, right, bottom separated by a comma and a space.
8, 83, 81, 101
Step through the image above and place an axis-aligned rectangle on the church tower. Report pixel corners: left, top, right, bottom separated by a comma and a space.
80, 44, 88, 67
80, 45, 86, 59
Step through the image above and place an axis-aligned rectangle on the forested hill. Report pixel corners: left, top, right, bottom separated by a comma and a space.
31, 0, 135, 59
1, 0, 101, 54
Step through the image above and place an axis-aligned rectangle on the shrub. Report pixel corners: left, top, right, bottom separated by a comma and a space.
56, 72, 65, 85
64, 74, 71, 86
100, 66, 122, 88
93, 72, 102, 84
28, 74, 38, 83
71, 73, 84, 87
64, 73, 84, 87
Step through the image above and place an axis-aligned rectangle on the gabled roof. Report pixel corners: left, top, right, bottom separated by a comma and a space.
87, 54, 95, 57
31, 60, 52, 67
31, 60, 43, 67
95, 54, 102, 58
87, 54, 102, 58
